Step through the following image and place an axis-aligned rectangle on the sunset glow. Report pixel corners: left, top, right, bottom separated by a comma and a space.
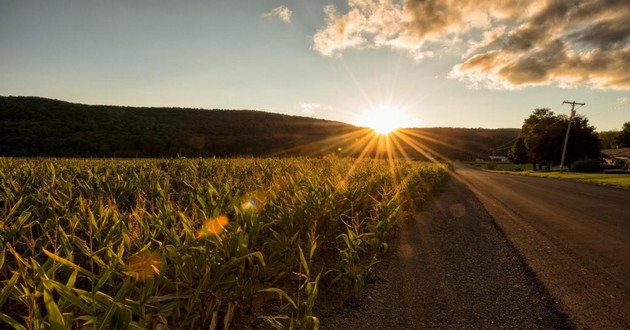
1, 1, 628, 129
358, 105, 416, 135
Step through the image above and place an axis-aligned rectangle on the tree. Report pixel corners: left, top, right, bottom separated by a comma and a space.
599, 130, 621, 149
519, 108, 562, 170
563, 115, 601, 164
513, 108, 600, 171
614, 122, 630, 147
508, 137, 528, 164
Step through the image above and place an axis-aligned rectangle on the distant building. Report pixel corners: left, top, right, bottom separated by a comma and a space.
488, 155, 509, 162
601, 148, 630, 170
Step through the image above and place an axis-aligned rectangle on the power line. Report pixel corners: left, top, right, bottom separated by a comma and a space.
488, 136, 519, 153
560, 101, 585, 173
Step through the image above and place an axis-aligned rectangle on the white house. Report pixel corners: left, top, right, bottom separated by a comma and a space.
488, 155, 509, 162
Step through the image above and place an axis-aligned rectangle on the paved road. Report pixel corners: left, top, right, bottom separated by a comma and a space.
453, 164, 630, 328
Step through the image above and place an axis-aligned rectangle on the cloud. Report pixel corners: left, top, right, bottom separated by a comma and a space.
263, 6, 292, 24
300, 103, 321, 114
313, 3, 399, 57
312, 0, 630, 90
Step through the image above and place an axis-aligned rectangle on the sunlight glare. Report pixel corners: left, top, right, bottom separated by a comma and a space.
357, 105, 416, 135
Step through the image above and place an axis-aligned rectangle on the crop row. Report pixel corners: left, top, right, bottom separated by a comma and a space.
0, 157, 447, 329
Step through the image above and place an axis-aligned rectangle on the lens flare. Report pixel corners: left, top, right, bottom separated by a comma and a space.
242, 199, 257, 209
196, 215, 229, 238
124, 251, 161, 281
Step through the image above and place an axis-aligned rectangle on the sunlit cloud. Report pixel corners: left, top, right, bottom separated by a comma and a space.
618, 97, 630, 104
263, 6, 292, 24
300, 103, 321, 114
313, 0, 630, 90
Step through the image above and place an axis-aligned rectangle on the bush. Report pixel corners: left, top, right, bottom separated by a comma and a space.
570, 159, 603, 173
486, 162, 497, 170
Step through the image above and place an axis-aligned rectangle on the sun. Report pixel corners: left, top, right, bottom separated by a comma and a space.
357, 105, 414, 135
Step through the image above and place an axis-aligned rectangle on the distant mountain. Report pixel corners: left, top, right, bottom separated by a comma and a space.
0, 96, 519, 159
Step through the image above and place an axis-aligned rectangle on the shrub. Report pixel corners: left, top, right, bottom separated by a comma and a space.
486, 162, 497, 170
570, 158, 603, 173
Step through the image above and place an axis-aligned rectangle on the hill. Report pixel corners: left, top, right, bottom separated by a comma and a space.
0, 96, 519, 159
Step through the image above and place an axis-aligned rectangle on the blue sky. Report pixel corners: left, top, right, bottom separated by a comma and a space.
1, 0, 628, 131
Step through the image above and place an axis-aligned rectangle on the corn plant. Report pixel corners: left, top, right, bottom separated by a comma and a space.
0, 157, 447, 329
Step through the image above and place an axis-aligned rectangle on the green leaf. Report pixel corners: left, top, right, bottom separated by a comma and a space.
298, 246, 309, 276
45, 279, 93, 315
311, 316, 320, 330
0, 272, 19, 307
66, 269, 79, 289
43, 249, 94, 278
4, 211, 30, 244
0, 312, 28, 330
5, 196, 23, 220
257, 288, 297, 310
43, 288, 66, 330
309, 242, 317, 259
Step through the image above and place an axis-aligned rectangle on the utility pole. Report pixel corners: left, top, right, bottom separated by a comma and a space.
560, 100, 585, 173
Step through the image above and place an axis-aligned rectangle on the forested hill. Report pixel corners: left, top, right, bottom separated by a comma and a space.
1, 96, 519, 159
0, 96, 357, 157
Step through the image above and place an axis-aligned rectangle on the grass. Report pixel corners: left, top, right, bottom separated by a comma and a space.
468, 162, 630, 189
0, 157, 448, 329
499, 171, 630, 189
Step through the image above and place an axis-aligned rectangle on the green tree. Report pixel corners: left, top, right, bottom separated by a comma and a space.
599, 130, 621, 149
514, 108, 600, 170
508, 137, 528, 164
519, 108, 561, 170
614, 122, 630, 147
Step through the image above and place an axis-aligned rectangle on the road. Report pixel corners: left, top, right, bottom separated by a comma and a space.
453, 164, 630, 328
328, 172, 570, 329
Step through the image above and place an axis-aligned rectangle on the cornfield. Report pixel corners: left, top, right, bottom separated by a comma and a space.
0, 157, 447, 329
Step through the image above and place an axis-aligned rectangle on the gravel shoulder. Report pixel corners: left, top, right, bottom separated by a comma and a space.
453, 164, 630, 328
325, 176, 572, 329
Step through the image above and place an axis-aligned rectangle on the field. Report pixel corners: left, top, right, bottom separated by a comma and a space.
0, 157, 447, 329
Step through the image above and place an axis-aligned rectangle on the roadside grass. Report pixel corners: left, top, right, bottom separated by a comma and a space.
501, 171, 630, 189
464, 162, 630, 189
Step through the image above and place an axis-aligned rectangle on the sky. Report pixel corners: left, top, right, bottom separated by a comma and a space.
1, 0, 629, 131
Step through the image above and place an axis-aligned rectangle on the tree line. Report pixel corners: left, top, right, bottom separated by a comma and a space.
0, 96, 356, 157
0, 96, 519, 160
509, 108, 630, 170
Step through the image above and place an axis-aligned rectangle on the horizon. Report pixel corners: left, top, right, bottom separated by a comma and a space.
2, 94, 529, 131
1, 1, 628, 131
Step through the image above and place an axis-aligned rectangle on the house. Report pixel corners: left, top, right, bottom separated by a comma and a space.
488, 155, 509, 162
601, 148, 630, 170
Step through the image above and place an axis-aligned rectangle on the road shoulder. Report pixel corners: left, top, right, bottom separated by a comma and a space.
325, 176, 571, 329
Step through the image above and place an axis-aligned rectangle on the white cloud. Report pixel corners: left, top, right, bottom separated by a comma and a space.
263, 6, 292, 24
312, 0, 630, 90
300, 103, 321, 114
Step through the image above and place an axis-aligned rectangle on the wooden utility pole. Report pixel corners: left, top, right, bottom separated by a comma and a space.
560, 101, 585, 173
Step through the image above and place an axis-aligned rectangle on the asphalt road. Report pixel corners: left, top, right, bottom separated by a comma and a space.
453, 164, 630, 328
